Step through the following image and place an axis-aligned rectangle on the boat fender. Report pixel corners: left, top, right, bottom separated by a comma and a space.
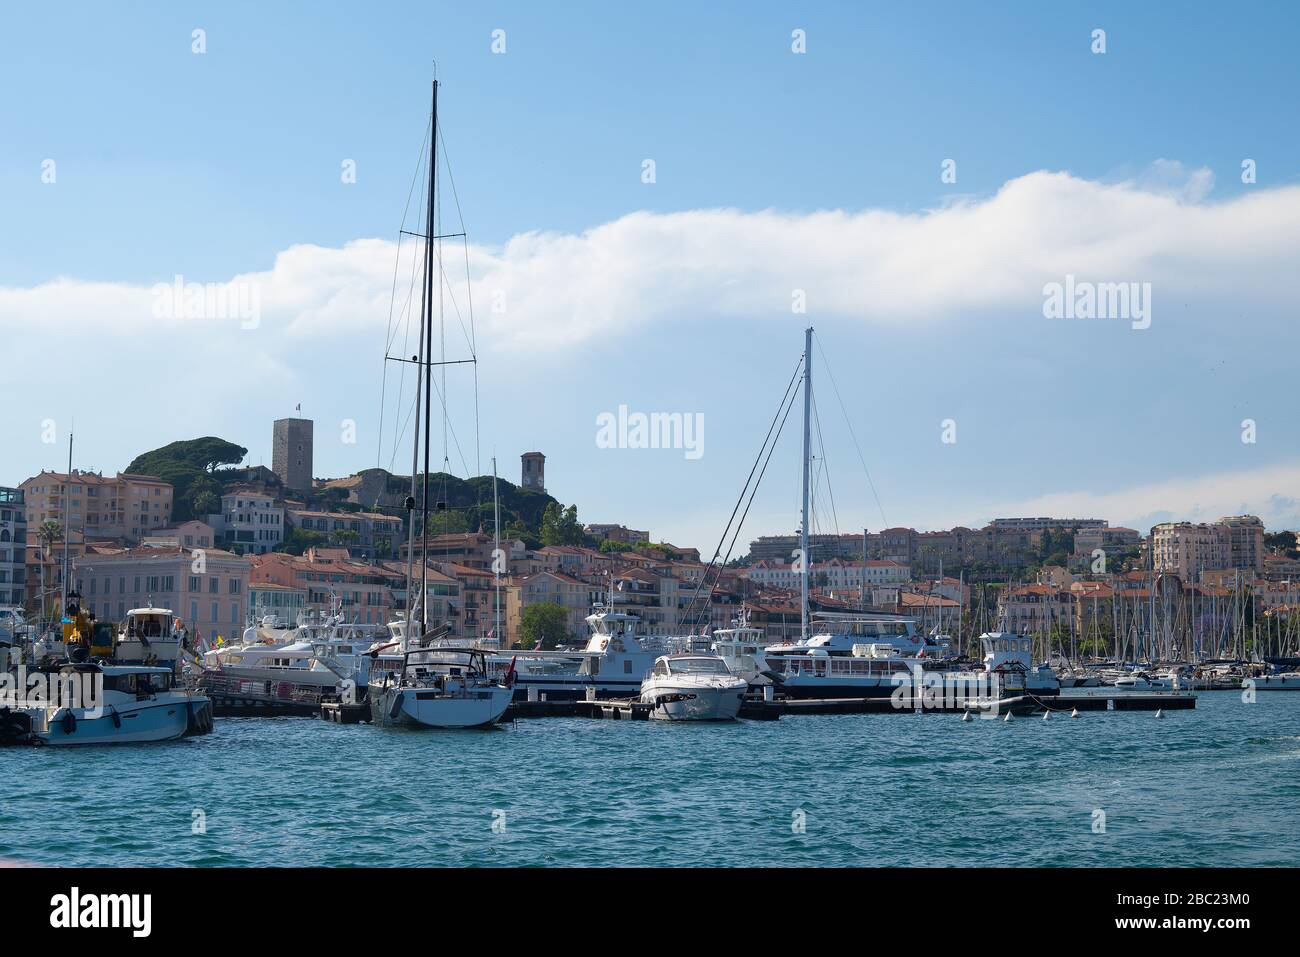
1071, 708, 1079, 719
388, 691, 405, 719
61, 710, 77, 735
110, 706, 121, 729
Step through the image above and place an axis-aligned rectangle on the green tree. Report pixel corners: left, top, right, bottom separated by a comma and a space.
280, 527, 328, 556
191, 489, 220, 518
539, 503, 583, 546
518, 602, 570, 649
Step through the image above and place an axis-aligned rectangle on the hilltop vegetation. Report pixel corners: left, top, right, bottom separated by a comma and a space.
125, 437, 247, 521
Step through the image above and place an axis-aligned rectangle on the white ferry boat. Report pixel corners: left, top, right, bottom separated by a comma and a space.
762, 613, 959, 698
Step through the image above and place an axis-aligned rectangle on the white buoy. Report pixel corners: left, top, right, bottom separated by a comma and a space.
1003, 711, 1012, 722
1155, 709, 1163, 719
1071, 708, 1080, 719
961, 711, 971, 722
1043, 710, 1051, 721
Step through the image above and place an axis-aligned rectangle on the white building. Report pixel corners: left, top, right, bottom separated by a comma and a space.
745, 558, 910, 590
209, 491, 284, 555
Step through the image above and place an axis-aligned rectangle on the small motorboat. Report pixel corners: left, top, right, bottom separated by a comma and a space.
18, 663, 212, 745
639, 654, 748, 721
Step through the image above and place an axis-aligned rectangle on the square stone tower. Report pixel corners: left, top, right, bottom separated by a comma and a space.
273, 418, 314, 491
521, 451, 545, 493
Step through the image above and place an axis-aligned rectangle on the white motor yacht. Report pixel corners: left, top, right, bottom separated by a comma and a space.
640, 654, 747, 721
1113, 671, 1173, 691
1254, 670, 1300, 691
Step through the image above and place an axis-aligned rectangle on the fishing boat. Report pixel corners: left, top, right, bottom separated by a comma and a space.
639, 654, 748, 720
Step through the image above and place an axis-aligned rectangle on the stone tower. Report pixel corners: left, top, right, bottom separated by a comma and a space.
521, 451, 546, 493
273, 418, 314, 491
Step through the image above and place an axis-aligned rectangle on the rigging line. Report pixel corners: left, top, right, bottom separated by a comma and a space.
810, 392, 841, 540
426, 360, 472, 478
388, 218, 430, 471
377, 119, 432, 468
689, 379, 801, 629
679, 359, 803, 624
436, 122, 483, 483
814, 334, 888, 530
720, 381, 802, 586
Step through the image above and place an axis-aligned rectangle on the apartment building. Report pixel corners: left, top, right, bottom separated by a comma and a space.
20, 470, 173, 543
210, 491, 284, 555
0, 487, 27, 607
289, 508, 404, 559
1151, 516, 1263, 581
585, 523, 650, 544
509, 570, 594, 645
744, 558, 910, 591
71, 545, 250, 644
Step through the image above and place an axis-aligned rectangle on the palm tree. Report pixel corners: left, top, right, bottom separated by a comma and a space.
36, 520, 62, 625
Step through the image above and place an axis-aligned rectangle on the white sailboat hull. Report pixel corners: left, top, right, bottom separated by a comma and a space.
368, 681, 512, 729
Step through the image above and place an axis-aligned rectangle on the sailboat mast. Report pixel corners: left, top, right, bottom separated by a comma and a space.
493, 455, 502, 645
419, 78, 439, 633
800, 325, 813, 640
61, 427, 72, 617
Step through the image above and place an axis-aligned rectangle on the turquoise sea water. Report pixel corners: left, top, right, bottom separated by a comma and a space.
2, 692, 1297, 867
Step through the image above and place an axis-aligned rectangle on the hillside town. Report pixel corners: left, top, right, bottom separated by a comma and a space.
2, 416, 1298, 656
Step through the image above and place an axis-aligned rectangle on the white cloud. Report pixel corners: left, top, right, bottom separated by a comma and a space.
3, 164, 1298, 351
947, 462, 1300, 533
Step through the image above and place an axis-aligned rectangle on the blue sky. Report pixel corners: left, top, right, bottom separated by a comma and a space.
3, 2, 1299, 550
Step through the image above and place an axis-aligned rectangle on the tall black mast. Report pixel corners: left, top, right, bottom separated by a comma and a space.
419, 78, 438, 633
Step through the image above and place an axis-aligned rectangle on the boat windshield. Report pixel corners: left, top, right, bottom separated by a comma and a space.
668, 657, 730, 675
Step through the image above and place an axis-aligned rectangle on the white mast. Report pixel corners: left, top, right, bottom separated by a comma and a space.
800, 326, 813, 641
492, 456, 502, 647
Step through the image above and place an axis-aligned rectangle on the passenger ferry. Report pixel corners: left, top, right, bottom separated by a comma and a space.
762, 613, 960, 699
505, 604, 665, 701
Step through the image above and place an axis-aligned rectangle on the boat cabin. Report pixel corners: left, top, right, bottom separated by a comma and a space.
980, 632, 1034, 671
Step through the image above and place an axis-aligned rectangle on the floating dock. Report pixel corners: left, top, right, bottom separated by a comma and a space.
501, 691, 1196, 721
